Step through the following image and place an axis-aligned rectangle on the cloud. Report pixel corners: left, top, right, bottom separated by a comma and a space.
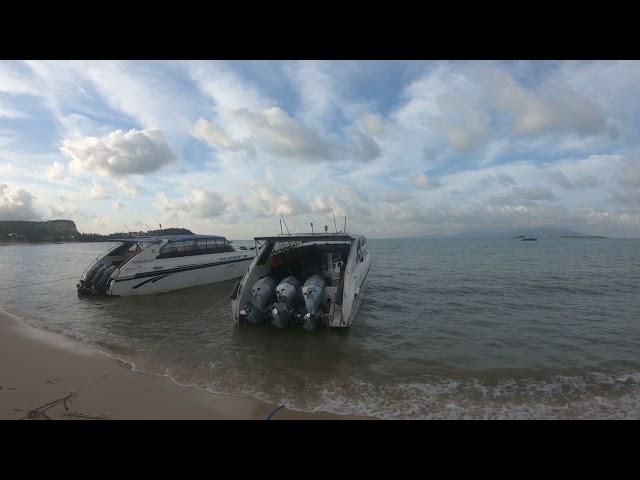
360, 113, 385, 136
0, 61, 40, 96
574, 176, 599, 188
5, 61, 640, 238
511, 185, 556, 201
0, 162, 14, 176
116, 180, 141, 198
382, 191, 414, 204
245, 183, 310, 217
231, 107, 337, 161
187, 61, 273, 113
112, 201, 125, 211
338, 185, 368, 203
0, 183, 39, 220
157, 188, 228, 219
46, 161, 67, 183
413, 173, 441, 189
190, 118, 253, 154
489, 172, 517, 187
284, 60, 343, 133
348, 129, 381, 161
616, 158, 640, 189
393, 63, 609, 158
0, 98, 28, 119
61, 128, 177, 177
548, 171, 574, 189
549, 171, 599, 190
87, 180, 109, 200
193, 106, 381, 163
433, 95, 491, 152
486, 66, 606, 137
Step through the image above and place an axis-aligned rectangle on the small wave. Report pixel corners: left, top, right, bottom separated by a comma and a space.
110, 359, 640, 420
297, 372, 640, 419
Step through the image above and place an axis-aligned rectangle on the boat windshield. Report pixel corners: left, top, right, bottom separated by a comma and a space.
157, 237, 234, 258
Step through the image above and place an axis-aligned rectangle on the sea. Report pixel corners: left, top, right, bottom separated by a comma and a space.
1, 238, 640, 419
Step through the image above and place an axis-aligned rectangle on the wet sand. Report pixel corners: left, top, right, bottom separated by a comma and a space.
0, 311, 364, 420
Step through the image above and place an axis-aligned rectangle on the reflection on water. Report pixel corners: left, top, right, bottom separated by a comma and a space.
2, 238, 640, 418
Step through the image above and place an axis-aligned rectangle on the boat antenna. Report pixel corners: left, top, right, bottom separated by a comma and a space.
311, 222, 314, 234
344, 216, 347, 233
280, 219, 283, 235
332, 211, 338, 233
280, 213, 290, 235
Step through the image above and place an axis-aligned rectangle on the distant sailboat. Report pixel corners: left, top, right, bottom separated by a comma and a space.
521, 217, 538, 241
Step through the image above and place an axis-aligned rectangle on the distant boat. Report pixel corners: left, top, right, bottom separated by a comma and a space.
521, 217, 537, 241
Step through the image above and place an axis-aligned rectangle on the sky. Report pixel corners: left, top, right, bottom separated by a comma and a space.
1, 60, 640, 238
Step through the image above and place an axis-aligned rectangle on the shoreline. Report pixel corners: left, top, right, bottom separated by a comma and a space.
0, 310, 365, 420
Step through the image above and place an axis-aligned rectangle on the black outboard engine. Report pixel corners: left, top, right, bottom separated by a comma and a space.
84, 264, 102, 286
271, 276, 300, 329
239, 276, 277, 325
301, 274, 326, 332
93, 265, 116, 294
78, 263, 107, 294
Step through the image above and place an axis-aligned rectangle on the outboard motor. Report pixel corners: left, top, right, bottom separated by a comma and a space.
271, 276, 300, 329
301, 274, 326, 332
240, 276, 277, 325
83, 264, 102, 287
85, 264, 107, 291
93, 265, 116, 294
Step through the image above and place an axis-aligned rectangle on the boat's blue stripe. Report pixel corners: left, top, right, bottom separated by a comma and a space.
114, 257, 252, 283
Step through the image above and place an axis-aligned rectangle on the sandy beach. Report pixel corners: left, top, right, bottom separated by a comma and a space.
0, 311, 363, 420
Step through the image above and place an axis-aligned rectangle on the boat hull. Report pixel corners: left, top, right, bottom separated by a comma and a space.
232, 234, 371, 329
108, 257, 253, 296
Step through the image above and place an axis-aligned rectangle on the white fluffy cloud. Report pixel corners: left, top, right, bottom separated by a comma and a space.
0, 183, 39, 220
191, 118, 253, 154
231, 107, 337, 161
192, 106, 381, 163
87, 180, 109, 200
486, 66, 606, 137
46, 161, 66, 183
62, 128, 177, 177
393, 63, 609, 156
434, 95, 491, 152
244, 183, 310, 217
158, 188, 228, 219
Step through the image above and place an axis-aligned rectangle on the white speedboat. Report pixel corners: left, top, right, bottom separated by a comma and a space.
77, 234, 254, 296
231, 233, 371, 331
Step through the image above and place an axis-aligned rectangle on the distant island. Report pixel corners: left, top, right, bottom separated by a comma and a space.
550, 235, 607, 239
0, 220, 193, 243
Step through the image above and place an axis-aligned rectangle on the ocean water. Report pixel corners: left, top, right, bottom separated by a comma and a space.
1, 238, 640, 419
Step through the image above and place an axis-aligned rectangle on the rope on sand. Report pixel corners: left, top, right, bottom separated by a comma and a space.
265, 404, 286, 420
19, 288, 233, 421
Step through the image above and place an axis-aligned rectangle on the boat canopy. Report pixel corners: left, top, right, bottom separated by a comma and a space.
109, 234, 227, 243
254, 234, 355, 242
